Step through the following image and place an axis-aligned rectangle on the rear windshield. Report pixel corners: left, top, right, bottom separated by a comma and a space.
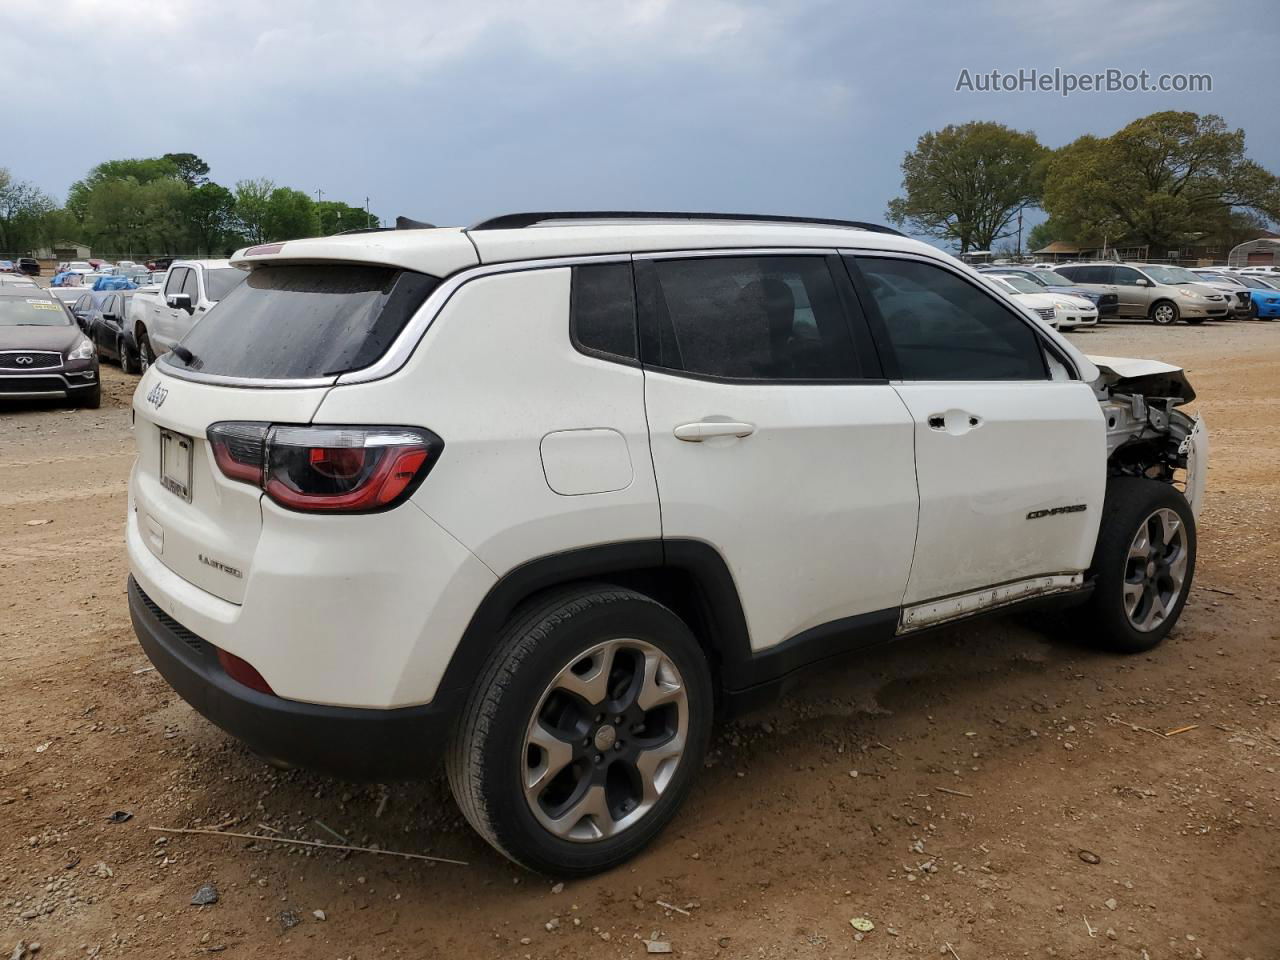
168, 265, 439, 380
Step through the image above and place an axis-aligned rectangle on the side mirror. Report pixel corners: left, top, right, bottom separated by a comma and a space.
1136, 278, 1151, 287
102, 310, 118, 322
166, 293, 193, 313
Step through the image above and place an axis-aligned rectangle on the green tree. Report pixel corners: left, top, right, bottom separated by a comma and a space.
1042, 111, 1280, 251
184, 183, 237, 254
1027, 217, 1066, 252
317, 200, 378, 235
262, 187, 316, 241
162, 153, 211, 187
887, 121, 1048, 254
234, 178, 275, 243
0, 168, 56, 254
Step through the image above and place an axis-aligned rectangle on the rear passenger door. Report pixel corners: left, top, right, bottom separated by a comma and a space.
847, 254, 1105, 622
636, 252, 919, 655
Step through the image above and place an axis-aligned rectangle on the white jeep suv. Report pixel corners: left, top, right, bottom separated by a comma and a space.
126, 212, 1207, 875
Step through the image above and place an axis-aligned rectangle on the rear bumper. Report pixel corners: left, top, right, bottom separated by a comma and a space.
128, 576, 449, 780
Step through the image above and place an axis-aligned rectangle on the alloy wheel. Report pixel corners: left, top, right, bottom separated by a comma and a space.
522, 639, 688, 842
1123, 507, 1188, 632
1152, 304, 1176, 325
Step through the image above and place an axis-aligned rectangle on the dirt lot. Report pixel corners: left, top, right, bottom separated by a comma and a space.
2, 323, 1277, 960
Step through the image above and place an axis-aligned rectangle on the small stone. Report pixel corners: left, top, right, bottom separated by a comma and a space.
105, 811, 133, 824
278, 909, 300, 930
718, 937, 731, 948
551, 882, 564, 895
645, 942, 673, 954
1106, 929, 1118, 941
91, 862, 113, 879
190, 883, 218, 906
849, 918, 874, 932
1104, 898, 1118, 911
1078, 850, 1101, 865
545, 918, 560, 931
519, 937, 531, 945
690, 852, 700, 860
312, 910, 326, 921
849, 770, 859, 778
600, 931, 611, 941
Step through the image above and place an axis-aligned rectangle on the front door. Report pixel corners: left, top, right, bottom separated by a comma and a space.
848, 254, 1105, 615
636, 252, 919, 653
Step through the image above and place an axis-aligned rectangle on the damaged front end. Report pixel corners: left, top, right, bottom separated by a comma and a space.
1090, 355, 1208, 517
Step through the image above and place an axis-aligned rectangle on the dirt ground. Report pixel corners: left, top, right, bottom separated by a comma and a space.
2, 322, 1277, 960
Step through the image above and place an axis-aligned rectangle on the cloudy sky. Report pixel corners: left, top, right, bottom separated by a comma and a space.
2, 0, 1276, 232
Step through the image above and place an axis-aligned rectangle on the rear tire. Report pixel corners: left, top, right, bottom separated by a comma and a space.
1074, 478, 1196, 653
447, 585, 712, 876
1150, 300, 1179, 325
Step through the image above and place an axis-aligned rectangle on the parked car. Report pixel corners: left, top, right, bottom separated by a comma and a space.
0, 272, 39, 288
126, 212, 1207, 875
128, 259, 244, 368
1185, 269, 1251, 318
69, 290, 112, 331
1055, 262, 1230, 324
978, 265, 1118, 316
0, 259, 13, 272
0, 287, 100, 407
15, 257, 41, 276
49, 286, 87, 307
85, 290, 141, 372
66, 261, 94, 275
1236, 265, 1280, 276
985, 273, 1099, 330
1203, 271, 1280, 319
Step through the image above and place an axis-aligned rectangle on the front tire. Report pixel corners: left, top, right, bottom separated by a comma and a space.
119, 336, 140, 375
1150, 300, 1179, 325
137, 328, 154, 372
1075, 478, 1196, 653
447, 586, 712, 876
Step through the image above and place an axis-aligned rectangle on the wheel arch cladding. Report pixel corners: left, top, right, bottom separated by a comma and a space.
433, 539, 752, 708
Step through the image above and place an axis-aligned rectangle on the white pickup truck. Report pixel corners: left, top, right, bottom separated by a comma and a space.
128, 259, 244, 370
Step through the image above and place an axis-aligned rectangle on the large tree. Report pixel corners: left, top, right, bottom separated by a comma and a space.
233, 178, 275, 244
162, 152, 211, 187
184, 182, 237, 254
0, 168, 56, 253
887, 121, 1047, 254
1042, 111, 1280, 251
262, 187, 316, 241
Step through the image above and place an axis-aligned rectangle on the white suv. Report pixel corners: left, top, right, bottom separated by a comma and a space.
126, 212, 1208, 875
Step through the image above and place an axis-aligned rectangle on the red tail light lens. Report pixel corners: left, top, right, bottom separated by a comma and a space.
207, 423, 442, 513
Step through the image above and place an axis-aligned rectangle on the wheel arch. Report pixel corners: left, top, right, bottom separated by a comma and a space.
433, 539, 753, 711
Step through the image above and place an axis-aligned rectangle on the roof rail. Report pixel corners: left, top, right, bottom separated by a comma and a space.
467, 211, 904, 236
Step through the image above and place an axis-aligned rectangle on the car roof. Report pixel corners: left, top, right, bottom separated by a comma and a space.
0, 287, 55, 300
230, 214, 945, 278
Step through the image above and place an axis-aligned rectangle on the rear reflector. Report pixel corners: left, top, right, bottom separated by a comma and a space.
207, 422, 443, 513
216, 648, 275, 695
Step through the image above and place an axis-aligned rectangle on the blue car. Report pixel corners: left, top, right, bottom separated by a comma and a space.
1193, 270, 1280, 319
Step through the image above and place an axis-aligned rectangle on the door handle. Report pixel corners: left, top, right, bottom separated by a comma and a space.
928, 411, 983, 434
674, 420, 756, 442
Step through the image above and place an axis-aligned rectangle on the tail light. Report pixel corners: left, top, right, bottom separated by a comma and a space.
207, 422, 442, 513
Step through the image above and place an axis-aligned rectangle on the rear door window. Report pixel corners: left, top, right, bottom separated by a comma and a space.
167, 264, 439, 380
637, 255, 862, 380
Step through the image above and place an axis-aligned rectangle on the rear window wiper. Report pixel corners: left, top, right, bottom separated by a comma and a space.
171, 345, 197, 366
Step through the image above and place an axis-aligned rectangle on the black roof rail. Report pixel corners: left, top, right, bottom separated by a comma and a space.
467, 211, 904, 236
332, 215, 437, 237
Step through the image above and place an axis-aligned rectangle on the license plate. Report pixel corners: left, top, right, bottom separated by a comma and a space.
159, 429, 194, 502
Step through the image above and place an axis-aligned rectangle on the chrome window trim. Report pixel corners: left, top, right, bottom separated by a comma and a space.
838, 247, 1083, 381
633, 246, 839, 260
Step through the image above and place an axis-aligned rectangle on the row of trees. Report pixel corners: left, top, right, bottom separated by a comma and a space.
0, 153, 378, 258
887, 111, 1280, 256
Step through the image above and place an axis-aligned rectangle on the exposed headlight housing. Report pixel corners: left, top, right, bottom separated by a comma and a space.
66, 337, 96, 361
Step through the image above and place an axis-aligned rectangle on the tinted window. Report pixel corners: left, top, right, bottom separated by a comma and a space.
180, 268, 198, 299
642, 256, 859, 380
1112, 266, 1143, 286
204, 267, 244, 301
169, 265, 439, 380
164, 268, 186, 297
571, 263, 636, 361
853, 257, 1047, 381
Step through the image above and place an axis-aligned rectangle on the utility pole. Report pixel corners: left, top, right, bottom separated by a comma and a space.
315, 188, 324, 204
365, 196, 371, 227
1016, 206, 1024, 260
